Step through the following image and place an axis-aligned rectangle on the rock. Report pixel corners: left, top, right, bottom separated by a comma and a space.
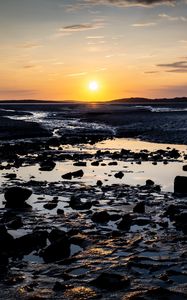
72, 169, 84, 178
146, 179, 154, 186
43, 202, 57, 210
41, 235, 70, 263
108, 161, 118, 166
164, 204, 180, 220
70, 195, 92, 210
53, 281, 66, 291
6, 216, 23, 230
4, 173, 17, 179
183, 165, 187, 171
133, 217, 151, 226
114, 171, 124, 179
14, 231, 48, 256
0, 225, 14, 254
4, 187, 32, 208
174, 176, 187, 195
133, 201, 145, 214
73, 161, 87, 167
96, 180, 103, 187
39, 159, 56, 171
0, 253, 9, 269
48, 229, 67, 244
91, 211, 110, 223
90, 272, 130, 290
57, 209, 64, 215
91, 161, 100, 166
117, 214, 132, 231
62, 172, 72, 180
62, 169, 84, 180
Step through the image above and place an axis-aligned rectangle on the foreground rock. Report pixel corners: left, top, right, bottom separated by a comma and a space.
41, 230, 70, 263
4, 187, 32, 208
62, 169, 84, 180
90, 272, 130, 290
174, 176, 187, 195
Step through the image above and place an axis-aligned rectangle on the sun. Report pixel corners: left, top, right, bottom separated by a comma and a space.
88, 81, 99, 91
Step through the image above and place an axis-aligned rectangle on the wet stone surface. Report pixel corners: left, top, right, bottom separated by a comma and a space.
0, 136, 186, 299
0, 178, 186, 299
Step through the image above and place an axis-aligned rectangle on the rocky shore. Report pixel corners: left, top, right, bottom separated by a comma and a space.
0, 102, 186, 299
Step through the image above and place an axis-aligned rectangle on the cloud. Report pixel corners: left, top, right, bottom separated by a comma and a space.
157, 60, 187, 72
82, 0, 179, 8
17, 42, 42, 49
59, 22, 103, 33
131, 22, 156, 27
0, 89, 38, 96
64, 0, 181, 11
66, 72, 87, 77
159, 13, 187, 21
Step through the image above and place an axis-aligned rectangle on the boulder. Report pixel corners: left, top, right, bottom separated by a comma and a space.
114, 171, 124, 179
133, 201, 145, 214
90, 272, 130, 290
0, 225, 14, 254
91, 211, 110, 223
14, 231, 48, 256
62, 169, 84, 180
4, 187, 32, 208
43, 202, 57, 210
146, 179, 154, 187
39, 159, 56, 171
174, 176, 187, 195
117, 214, 132, 231
41, 236, 70, 263
70, 195, 92, 210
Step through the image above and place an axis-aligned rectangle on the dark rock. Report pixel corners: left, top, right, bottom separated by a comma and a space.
174, 176, 187, 195
114, 171, 124, 179
108, 161, 118, 166
91, 211, 110, 223
39, 159, 56, 171
62, 169, 84, 180
43, 202, 57, 210
164, 204, 180, 220
133, 217, 151, 226
62, 172, 72, 180
91, 161, 100, 166
70, 195, 92, 210
57, 209, 64, 215
117, 214, 133, 230
6, 216, 23, 230
53, 281, 66, 291
96, 180, 103, 187
0, 253, 9, 268
73, 161, 87, 167
4, 187, 32, 208
109, 214, 121, 221
48, 229, 67, 244
72, 169, 84, 178
0, 225, 14, 254
14, 231, 48, 256
133, 201, 145, 214
146, 179, 154, 186
169, 149, 180, 159
4, 173, 17, 179
41, 236, 70, 263
183, 165, 187, 171
90, 272, 130, 290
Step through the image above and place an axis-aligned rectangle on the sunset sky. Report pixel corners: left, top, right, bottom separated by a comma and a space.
0, 0, 187, 101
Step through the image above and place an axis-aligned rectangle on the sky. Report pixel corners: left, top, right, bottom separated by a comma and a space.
0, 0, 187, 101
